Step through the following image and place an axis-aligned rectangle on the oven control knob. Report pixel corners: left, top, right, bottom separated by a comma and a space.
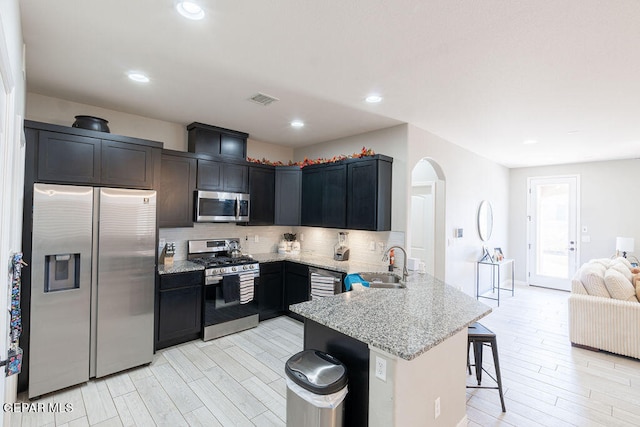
242, 265, 248, 270
232, 267, 237, 272
220, 268, 227, 274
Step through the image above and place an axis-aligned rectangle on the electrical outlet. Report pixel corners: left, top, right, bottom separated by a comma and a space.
377, 242, 385, 254
368, 240, 376, 251
254, 235, 259, 243
300, 233, 305, 242
159, 238, 166, 250
435, 397, 440, 419
375, 356, 386, 382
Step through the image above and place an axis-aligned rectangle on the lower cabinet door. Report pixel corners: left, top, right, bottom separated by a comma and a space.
157, 286, 202, 349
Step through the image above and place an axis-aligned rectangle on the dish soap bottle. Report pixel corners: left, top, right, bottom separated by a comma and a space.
388, 248, 395, 272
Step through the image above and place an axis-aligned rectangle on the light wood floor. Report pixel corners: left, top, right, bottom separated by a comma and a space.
12, 284, 640, 426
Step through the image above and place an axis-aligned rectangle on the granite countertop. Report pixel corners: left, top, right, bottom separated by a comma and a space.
289, 273, 492, 361
250, 252, 386, 274
157, 260, 204, 275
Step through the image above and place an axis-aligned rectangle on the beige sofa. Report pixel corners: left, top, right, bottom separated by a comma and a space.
568, 258, 640, 359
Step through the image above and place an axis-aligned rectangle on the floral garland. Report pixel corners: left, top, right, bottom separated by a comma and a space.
247, 146, 376, 168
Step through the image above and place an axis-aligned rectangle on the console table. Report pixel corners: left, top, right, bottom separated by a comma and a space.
476, 258, 515, 306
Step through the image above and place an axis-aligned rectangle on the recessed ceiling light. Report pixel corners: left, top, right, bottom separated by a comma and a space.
176, 1, 205, 20
523, 139, 538, 145
127, 72, 150, 83
365, 94, 383, 103
290, 120, 305, 128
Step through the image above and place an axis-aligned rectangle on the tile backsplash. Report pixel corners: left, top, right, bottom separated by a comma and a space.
159, 223, 405, 264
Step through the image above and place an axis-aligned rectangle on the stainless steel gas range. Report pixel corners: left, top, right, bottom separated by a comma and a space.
188, 239, 260, 341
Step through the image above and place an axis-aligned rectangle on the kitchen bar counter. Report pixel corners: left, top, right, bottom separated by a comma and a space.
290, 272, 491, 360
157, 260, 204, 275
291, 273, 491, 426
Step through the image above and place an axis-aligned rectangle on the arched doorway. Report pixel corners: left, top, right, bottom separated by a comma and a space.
409, 158, 446, 280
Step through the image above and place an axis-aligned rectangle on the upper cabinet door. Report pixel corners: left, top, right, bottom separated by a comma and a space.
101, 140, 155, 189
322, 165, 347, 228
247, 166, 275, 226
37, 131, 101, 184
301, 168, 324, 227
275, 167, 301, 226
347, 158, 392, 231
196, 159, 223, 190
222, 163, 249, 193
159, 152, 197, 228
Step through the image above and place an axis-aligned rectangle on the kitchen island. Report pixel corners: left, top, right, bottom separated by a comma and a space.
290, 273, 491, 427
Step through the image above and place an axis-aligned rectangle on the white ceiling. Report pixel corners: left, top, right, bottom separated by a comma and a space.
19, 0, 640, 167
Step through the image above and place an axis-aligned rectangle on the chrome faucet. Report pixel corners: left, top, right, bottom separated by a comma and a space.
382, 245, 409, 282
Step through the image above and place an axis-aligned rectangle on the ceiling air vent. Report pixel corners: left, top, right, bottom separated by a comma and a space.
248, 93, 279, 106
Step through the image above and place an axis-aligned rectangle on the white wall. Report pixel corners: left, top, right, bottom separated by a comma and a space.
407, 125, 510, 295
293, 125, 409, 232
26, 92, 186, 149
509, 159, 640, 282
0, 0, 26, 423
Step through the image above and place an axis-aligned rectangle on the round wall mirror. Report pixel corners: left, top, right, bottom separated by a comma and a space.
477, 200, 493, 241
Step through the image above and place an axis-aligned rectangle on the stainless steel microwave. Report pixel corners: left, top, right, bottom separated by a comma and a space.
195, 191, 250, 222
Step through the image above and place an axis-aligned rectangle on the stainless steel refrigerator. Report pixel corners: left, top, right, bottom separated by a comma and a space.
29, 183, 156, 398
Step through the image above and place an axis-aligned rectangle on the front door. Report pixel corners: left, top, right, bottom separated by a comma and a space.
528, 176, 579, 291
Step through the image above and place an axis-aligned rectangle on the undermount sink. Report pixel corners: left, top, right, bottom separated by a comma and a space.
358, 272, 405, 289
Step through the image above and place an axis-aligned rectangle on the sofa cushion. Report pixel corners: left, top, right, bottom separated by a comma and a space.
589, 258, 612, 268
579, 264, 610, 298
610, 262, 634, 282
635, 274, 640, 300
614, 257, 633, 270
604, 269, 638, 302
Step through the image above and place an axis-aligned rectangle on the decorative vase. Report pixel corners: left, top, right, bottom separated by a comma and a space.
72, 115, 110, 133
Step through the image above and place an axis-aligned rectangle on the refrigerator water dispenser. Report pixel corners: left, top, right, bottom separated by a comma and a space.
44, 254, 80, 292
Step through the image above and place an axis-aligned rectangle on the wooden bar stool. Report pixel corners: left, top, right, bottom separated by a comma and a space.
467, 322, 506, 412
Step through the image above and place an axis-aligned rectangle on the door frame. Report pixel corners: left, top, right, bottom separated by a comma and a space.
526, 175, 581, 290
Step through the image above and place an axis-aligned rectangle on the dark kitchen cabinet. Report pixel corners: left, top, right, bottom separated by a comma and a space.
37, 131, 101, 184
300, 155, 392, 231
101, 140, 155, 189
223, 162, 249, 193
247, 164, 275, 225
275, 166, 301, 226
187, 122, 248, 160
347, 156, 393, 231
258, 262, 284, 320
284, 262, 310, 322
197, 159, 248, 193
301, 163, 347, 228
301, 168, 323, 227
156, 271, 203, 350
30, 121, 161, 189
159, 150, 197, 228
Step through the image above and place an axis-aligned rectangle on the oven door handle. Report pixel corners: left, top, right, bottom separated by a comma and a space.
205, 275, 223, 285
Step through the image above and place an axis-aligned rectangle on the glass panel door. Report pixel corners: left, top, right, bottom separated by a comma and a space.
528, 176, 579, 291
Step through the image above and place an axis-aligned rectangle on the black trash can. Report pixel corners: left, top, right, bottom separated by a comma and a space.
285, 349, 348, 427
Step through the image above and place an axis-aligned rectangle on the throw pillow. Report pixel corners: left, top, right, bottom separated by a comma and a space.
579, 265, 610, 298
604, 269, 639, 302
635, 274, 640, 300
610, 262, 634, 283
